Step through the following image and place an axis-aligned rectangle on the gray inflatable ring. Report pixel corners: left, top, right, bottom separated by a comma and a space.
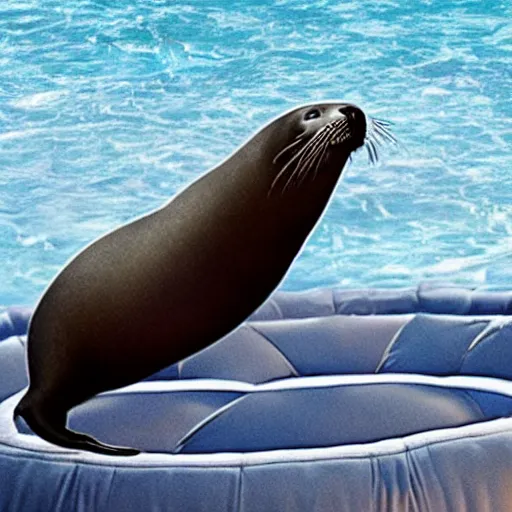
1, 284, 512, 511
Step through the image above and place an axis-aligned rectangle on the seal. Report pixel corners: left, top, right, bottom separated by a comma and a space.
14, 102, 395, 455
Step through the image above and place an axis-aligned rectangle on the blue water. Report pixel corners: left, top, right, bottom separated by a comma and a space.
0, 0, 511, 307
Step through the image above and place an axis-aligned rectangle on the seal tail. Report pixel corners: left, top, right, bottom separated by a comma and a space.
13, 394, 140, 457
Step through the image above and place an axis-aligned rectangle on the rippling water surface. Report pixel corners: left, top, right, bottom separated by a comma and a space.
0, 0, 511, 307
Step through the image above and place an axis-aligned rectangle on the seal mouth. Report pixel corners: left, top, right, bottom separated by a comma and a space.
327, 105, 367, 150
270, 110, 397, 195
326, 117, 362, 149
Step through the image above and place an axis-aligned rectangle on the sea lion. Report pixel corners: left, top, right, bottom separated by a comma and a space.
14, 102, 395, 455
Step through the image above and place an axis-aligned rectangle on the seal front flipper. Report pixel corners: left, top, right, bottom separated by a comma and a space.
13, 396, 140, 456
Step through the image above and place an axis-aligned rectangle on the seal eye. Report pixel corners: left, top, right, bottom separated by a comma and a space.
304, 109, 321, 121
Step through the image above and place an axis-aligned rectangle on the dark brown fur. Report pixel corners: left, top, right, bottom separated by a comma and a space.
15, 103, 367, 455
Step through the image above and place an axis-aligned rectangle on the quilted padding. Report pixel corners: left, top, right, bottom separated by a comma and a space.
1, 284, 512, 512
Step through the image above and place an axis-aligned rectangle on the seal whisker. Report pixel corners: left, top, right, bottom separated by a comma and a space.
365, 138, 378, 165
296, 138, 330, 187
368, 129, 386, 147
275, 126, 332, 194
369, 138, 381, 164
374, 125, 397, 145
367, 121, 383, 143
294, 120, 352, 187
371, 120, 398, 145
371, 117, 394, 127
294, 128, 332, 174
329, 123, 351, 146
370, 139, 380, 163
272, 135, 307, 165
373, 120, 407, 154
293, 120, 353, 188
286, 127, 336, 190
273, 132, 322, 180
281, 131, 331, 192
310, 140, 332, 181
269, 144, 309, 195
365, 144, 374, 165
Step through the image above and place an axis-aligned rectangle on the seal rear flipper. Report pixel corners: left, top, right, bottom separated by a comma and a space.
13, 400, 140, 457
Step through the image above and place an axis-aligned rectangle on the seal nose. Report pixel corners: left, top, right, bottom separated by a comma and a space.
338, 105, 366, 146
338, 105, 363, 123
